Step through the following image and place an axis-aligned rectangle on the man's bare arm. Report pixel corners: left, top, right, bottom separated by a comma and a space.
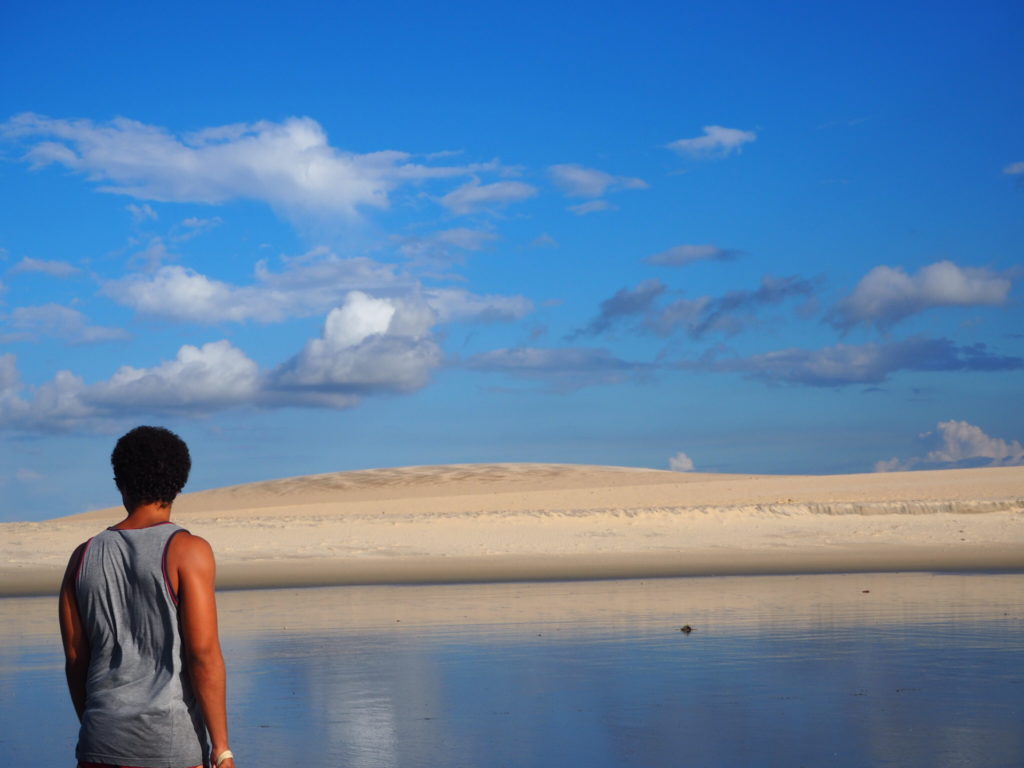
173, 532, 236, 767
58, 542, 90, 721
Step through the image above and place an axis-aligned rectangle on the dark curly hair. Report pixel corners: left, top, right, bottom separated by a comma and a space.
111, 426, 191, 508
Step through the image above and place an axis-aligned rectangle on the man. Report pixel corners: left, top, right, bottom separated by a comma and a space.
59, 426, 236, 768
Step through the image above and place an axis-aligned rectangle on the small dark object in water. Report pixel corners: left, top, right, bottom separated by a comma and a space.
680, 625, 693, 634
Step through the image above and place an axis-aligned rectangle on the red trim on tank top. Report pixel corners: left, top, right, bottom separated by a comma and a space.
162, 529, 186, 606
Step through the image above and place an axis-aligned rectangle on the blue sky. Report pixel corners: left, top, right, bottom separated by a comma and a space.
1, 0, 1022, 521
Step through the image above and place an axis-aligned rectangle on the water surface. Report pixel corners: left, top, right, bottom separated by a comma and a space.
2, 573, 1022, 767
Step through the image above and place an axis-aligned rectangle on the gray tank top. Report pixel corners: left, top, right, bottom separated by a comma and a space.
75, 523, 209, 768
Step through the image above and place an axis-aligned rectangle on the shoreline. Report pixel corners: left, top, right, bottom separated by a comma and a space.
2, 463, 1022, 597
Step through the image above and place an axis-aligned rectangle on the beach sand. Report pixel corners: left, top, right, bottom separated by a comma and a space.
2, 463, 1022, 596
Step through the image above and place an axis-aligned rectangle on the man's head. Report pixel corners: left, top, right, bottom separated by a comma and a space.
111, 426, 191, 509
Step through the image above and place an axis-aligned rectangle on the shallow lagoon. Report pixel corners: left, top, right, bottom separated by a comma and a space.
2, 573, 1022, 767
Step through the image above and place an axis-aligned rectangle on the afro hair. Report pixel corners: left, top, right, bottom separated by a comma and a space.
111, 426, 191, 507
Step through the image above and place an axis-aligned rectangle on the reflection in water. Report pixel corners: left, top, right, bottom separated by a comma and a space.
2, 574, 1022, 767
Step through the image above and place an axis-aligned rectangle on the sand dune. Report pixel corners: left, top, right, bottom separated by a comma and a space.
3, 463, 1022, 596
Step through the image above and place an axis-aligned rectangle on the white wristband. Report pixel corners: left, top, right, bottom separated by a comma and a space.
215, 749, 234, 766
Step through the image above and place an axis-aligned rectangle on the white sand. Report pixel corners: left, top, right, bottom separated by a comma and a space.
2, 463, 1022, 596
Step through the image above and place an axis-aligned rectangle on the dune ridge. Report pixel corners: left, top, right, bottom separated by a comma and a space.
2, 463, 1022, 596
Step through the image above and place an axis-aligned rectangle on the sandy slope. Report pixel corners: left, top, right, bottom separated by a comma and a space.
2, 463, 1022, 596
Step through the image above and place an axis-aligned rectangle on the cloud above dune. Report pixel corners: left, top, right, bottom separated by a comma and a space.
875, 420, 1024, 472
668, 452, 695, 472
828, 260, 1012, 332
1, 113, 497, 219
0, 291, 468, 430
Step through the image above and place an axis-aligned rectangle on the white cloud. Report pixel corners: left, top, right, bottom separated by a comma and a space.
8, 257, 81, 278
3, 113, 496, 220
548, 164, 648, 198
90, 341, 261, 411
645, 244, 742, 267
1003, 161, 1024, 175
668, 452, 695, 472
1, 303, 130, 344
568, 200, 614, 216
829, 260, 1012, 331
440, 179, 537, 214
667, 125, 756, 158
875, 420, 1024, 472
267, 292, 442, 404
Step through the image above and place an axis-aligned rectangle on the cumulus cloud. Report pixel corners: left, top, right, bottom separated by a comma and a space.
8, 257, 81, 278
668, 452, 695, 472
2, 113, 496, 219
548, 164, 648, 198
0, 303, 130, 344
0, 289, 469, 430
465, 346, 643, 391
875, 420, 1024, 472
645, 244, 742, 267
266, 292, 442, 406
572, 279, 667, 337
667, 125, 756, 159
439, 179, 538, 214
90, 341, 261, 410
694, 337, 1021, 387
829, 260, 1012, 332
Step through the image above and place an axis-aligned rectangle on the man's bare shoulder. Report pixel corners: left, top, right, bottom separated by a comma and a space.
170, 529, 215, 562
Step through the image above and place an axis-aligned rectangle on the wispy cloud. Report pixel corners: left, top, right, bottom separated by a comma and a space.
548, 164, 647, 198
568, 200, 615, 216
667, 125, 756, 159
875, 420, 1024, 471
439, 179, 537, 214
464, 346, 645, 391
0, 304, 129, 344
8, 257, 81, 278
645, 243, 742, 267
2, 113, 497, 219
829, 260, 1012, 332
692, 337, 1021, 387
572, 279, 667, 337
1003, 161, 1024, 175
575, 275, 816, 340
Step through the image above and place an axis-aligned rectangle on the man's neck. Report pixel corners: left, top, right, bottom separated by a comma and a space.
114, 501, 173, 529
